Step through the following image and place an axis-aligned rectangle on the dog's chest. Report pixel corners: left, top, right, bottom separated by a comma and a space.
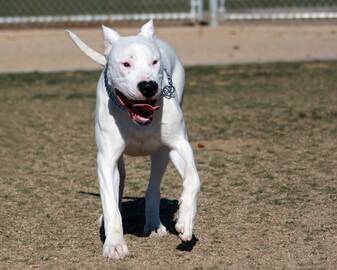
124, 129, 162, 156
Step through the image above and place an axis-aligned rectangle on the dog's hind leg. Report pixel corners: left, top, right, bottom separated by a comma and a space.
144, 146, 169, 237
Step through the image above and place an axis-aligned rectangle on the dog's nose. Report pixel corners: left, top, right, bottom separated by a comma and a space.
137, 81, 158, 99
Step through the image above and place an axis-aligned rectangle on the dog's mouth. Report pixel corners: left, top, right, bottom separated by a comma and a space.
116, 90, 160, 125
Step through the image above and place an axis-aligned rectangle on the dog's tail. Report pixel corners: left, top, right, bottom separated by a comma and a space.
65, 30, 107, 66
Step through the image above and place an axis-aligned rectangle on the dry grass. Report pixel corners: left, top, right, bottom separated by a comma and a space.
1, 62, 337, 269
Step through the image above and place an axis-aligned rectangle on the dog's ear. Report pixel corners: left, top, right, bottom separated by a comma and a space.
139, 19, 155, 39
102, 25, 120, 56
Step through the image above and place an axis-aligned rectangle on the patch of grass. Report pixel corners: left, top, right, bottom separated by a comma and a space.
1, 61, 337, 269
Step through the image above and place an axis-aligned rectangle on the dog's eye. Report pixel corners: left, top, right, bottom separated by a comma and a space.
152, 60, 158, 65
123, 62, 131, 68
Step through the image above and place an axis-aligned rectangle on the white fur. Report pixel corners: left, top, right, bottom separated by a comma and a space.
66, 30, 106, 66
67, 21, 200, 259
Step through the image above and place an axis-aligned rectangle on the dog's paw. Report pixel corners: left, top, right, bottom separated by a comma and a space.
144, 223, 168, 237
175, 220, 193, 241
103, 240, 129, 260
175, 205, 195, 241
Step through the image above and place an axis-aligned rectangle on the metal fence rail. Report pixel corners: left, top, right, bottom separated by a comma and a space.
0, 0, 203, 25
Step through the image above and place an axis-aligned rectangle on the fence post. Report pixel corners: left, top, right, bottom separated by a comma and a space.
190, 0, 204, 22
209, 0, 219, 26
197, 0, 204, 22
219, 0, 226, 17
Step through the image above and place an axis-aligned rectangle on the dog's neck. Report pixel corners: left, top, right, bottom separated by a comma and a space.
103, 65, 125, 110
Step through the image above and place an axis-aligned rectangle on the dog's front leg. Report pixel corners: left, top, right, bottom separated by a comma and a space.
170, 140, 200, 242
96, 133, 128, 259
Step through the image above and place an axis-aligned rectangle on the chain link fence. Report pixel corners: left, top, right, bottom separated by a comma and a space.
218, 0, 337, 21
0, 0, 203, 25
0, 0, 337, 26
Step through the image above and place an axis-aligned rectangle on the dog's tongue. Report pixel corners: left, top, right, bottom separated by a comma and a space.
133, 104, 160, 118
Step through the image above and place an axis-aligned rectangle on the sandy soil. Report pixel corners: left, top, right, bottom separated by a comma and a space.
1, 23, 337, 73
2, 62, 337, 269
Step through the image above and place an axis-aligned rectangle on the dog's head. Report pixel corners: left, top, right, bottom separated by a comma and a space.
103, 20, 164, 125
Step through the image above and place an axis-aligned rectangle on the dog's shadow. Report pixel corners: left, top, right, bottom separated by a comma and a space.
79, 192, 198, 251
120, 196, 177, 237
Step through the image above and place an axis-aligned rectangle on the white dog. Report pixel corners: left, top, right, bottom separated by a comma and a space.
67, 20, 200, 259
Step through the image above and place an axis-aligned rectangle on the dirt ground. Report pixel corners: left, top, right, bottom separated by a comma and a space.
1, 61, 337, 269
1, 23, 337, 73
